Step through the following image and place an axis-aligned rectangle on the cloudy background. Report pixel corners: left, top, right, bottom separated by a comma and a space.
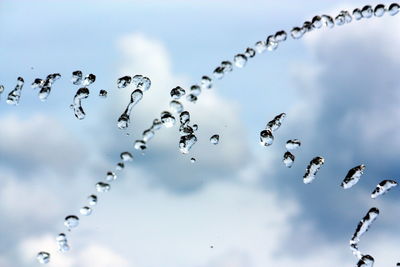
0, 0, 399, 266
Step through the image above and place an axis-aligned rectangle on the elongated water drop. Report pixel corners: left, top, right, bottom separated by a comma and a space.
96, 182, 111, 192
371, 180, 397, 199
303, 156, 324, 184
179, 134, 197, 154
56, 233, 70, 252
117, 76, 131, 88
210, 134, 220, 145
6, 77, 24, 105
36, 252, 50, 264
151, 118, 163, 131
71, 70, 83, 85
341, 165, 365, 189
72, 87, 90, 120
142, 129, 155, 142
260, 129, 274, 146
283, 152, 295, 168
117, 89, 143, 129
64, 215, 79, 229
286, 139, 301, 150
266, 113, 286, 132
82, 74, 96, 86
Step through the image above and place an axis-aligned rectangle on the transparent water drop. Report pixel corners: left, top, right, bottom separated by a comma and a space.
213, 66, 224, 79
260, 129, 274, 146
303, 156, 325, 184
200, 76, 212, 89
179, 134, 197, 154
210, 134, 220, 145
117, 76, 132, 89
221, 61, 233, 72
180, 111, 190, 126
340, 10, 352, 23
99, 89, 108, 98
274, 30, 287, 42
353, 8, 363, 20
137, 76, 151, 91
303, 21, 314, 32
71, 70, 83, 85
244, 47, 256, 58
192, 124, 198, 131
374, 4, 385, 17
142, 129, 155, 142
169, 100, 184, 114
46, 73, 61, 85
266, 113, 286, 132
88, 195, 97, 205
38, 86, 51, 102
186, 94, 198, 103
82, 74, 96, 86
190, 85, 201, 96
254, 40, 266, 53
321, 15, 335, 28
96, 182, 111, 192
131, 74, 143, 86
388, 3, 400, 15
0, 85, 3, 100
266, 35, 278, 51
116, 162, 125, 170
371, 180, 398, 199
6, 77, 24, 105
286, 139, 301, 150
151, 118, 163, 131
179, 125, 193, 136
350, 207, 379, 257
117, 89, 143, 129
56, 233, 70, 252
290, 27, 305, 39
356, 255, 374, 267
190, 158, 196, 163
80, 206, 92, 216
72, 87, 90, 120
170, 86, 186, 99
283, 152, 295, 168
341, 165, 365, 189
312, 16, 322, 28
36, 251, 50, 264
64, 215, 79, 229
134, 140, 147, 151
106, 171, 117, 181
335, 14, 346, 26
161, 111, 176, 128
120, 152, 133, 162
31, 78, 44, 89
361, 5, 373, 18
233, 54, 247, 68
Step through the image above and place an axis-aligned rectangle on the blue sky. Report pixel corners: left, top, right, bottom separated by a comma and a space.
0, 1, 399, 266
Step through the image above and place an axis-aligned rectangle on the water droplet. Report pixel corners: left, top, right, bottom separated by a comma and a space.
388, 3, 400, 15
254, 40, 266, 53
260, 129, 274, 146
116, 162, 125, 170
210, 134, 220, 145
106, 171, 117, 181
286, 139, 301, 151
88, 195, 97, 205
134, 140, 147, 151
371, 180, 398, 199
82, 74, 96, 86
142, 129, 155, 142
221, 61, 233, 72
137, 76, 151, 91
71, 70, 83, 85
274, 30, 287, 42
120, 152, 133, 162
233, 54, 247, 68
36, 252, 50, 264
335, 14, 346, 26
56, 233, 70, 252
213, 66, 224, 79
190, 85, 201, 96
71, 87, 90, 120
179, 125, 194, 136
64, 215, 79, 229
341, 10, 352, 23
303, 156, 325, 184
290, 27, 305, 39
80, 206, 92, 216
161, 111, 176, 128
151, 118, 163, 131
341, 165, 365, 189
192, 124, 198, 131
117, 76, 132, 88
38, 86, 51, 102
170, 86, 186, 99
350, 207, 379, 257
283, 152, 295, 168
186, 94, 198, 103
266, 35, 278, 51
244, 47, 256, 58
374, 4, 386, 17
356, 255, 374, 267
312, 16, 323, 29
302, 21, 314, 32
361, 5, 373, 18
31, 78, 44, 89
6, 77, 24, 105
200, 76, 212, 89
190, 158, 196, 163
321, 15, 335, 28
99, 89, 108, 98
117, 89, 143, 129
353, 8, 363, 20
266, 113, 286, 132
179, 111, 190, 126
96, 182, 111, 192
179, 134, 197, 154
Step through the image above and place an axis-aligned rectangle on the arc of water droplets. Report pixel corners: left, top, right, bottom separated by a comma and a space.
34, 2, 400, 264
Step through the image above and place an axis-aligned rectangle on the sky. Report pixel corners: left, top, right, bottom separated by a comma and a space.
0, 0, 399, 267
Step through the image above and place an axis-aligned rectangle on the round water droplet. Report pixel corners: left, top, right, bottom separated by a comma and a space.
117, 76, 132, 89
36, 252, 50, 264
134, 140, 147, 151
352, 8, 363, 20
170, 100, 184, 113
190, 85, 201, 96
106, 171, 117, 181
200, 76, 212, 89
99, 89, 108, 98
312, 16, 322, 28
361, 5, 373, 18
221, 61, 233, 72
388, 3, 400, 15
374, 4, 385, 17
64, 215, 79, 229
233, 54, 247, 68
80, 206, 92, 216
96, 182, 111, 192
192, 124, 198, 131
260, 129, 274, 146
210, 134, 220, 145
161, 111, 176, 128
283, 151, 295, 168
244, 47, 256, 58
190, 158, 196, 163
266, 35, 278, 51
170, 86, 186, 99
321, 15, 334, 28
138, 76, 151, 91
213, 66, 224, 79
254, 40, 266, 53
286, 139, 301, 151
116, 162, 125, 170
290, 27, 304, 39
120, 152, 133, 162
186, 94, 198, 103
88, 195, 97, 205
